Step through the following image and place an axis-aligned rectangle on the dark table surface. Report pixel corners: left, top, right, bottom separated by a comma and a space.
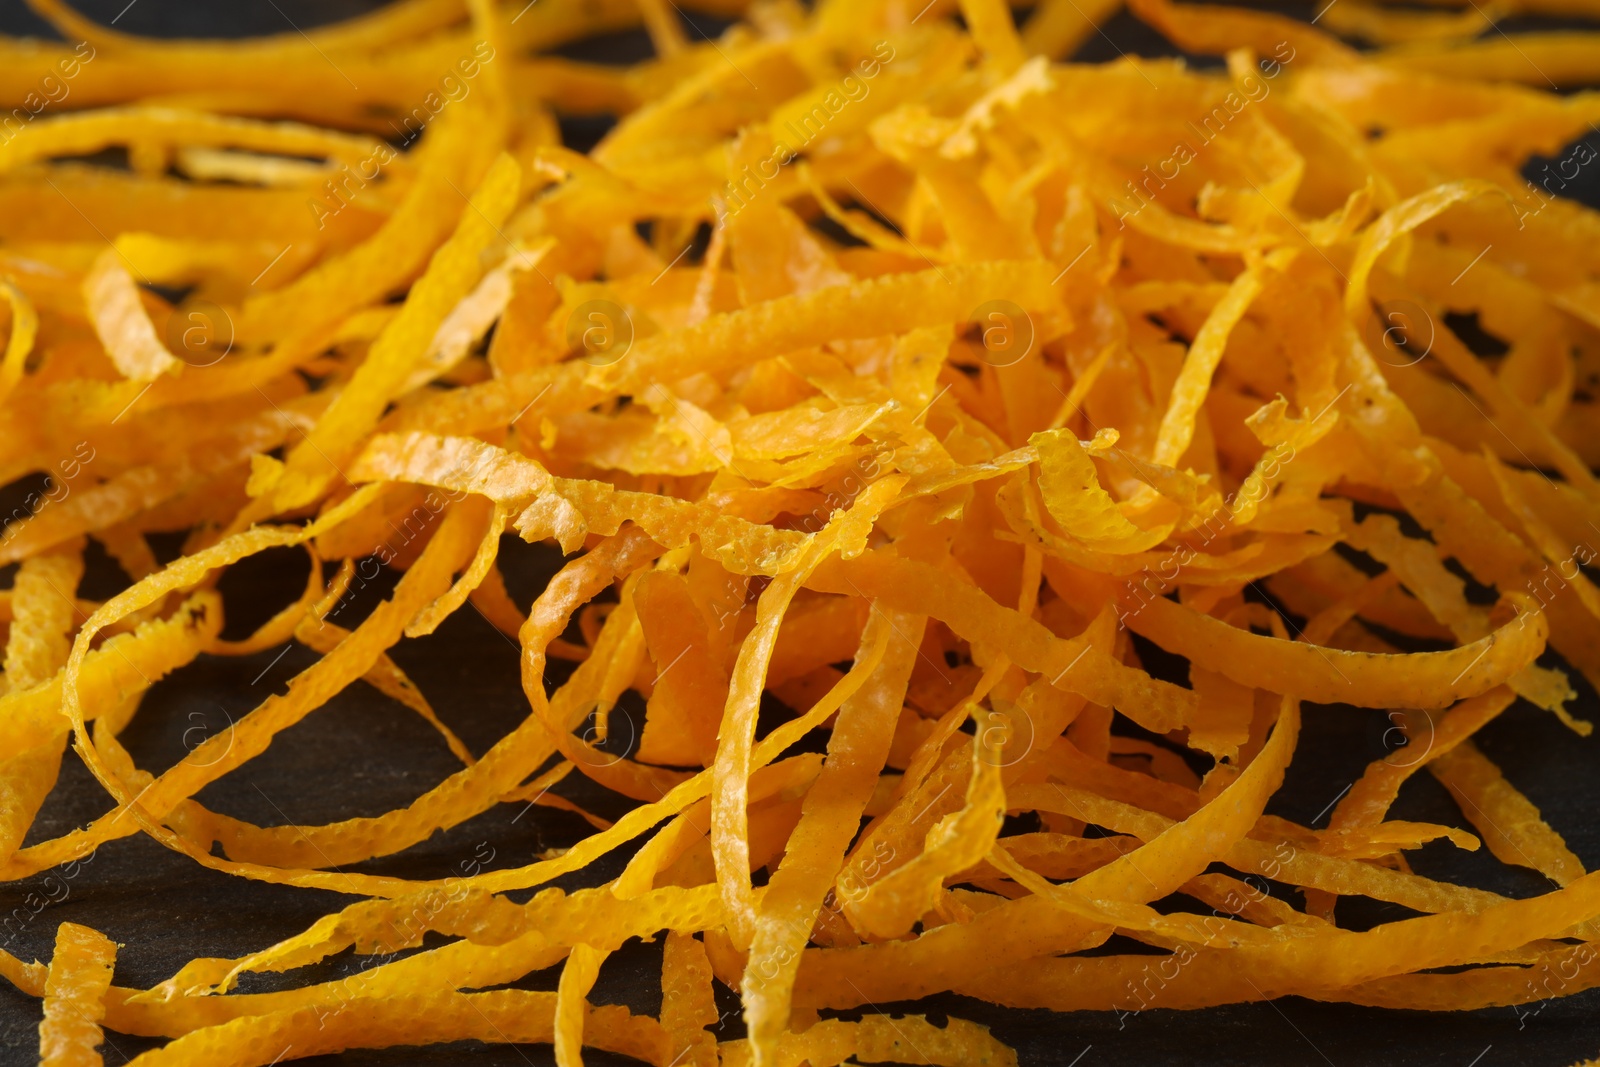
2, 2, 1599, 1064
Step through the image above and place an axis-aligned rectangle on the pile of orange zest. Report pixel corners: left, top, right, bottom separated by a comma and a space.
1, 0, 1600, 1064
